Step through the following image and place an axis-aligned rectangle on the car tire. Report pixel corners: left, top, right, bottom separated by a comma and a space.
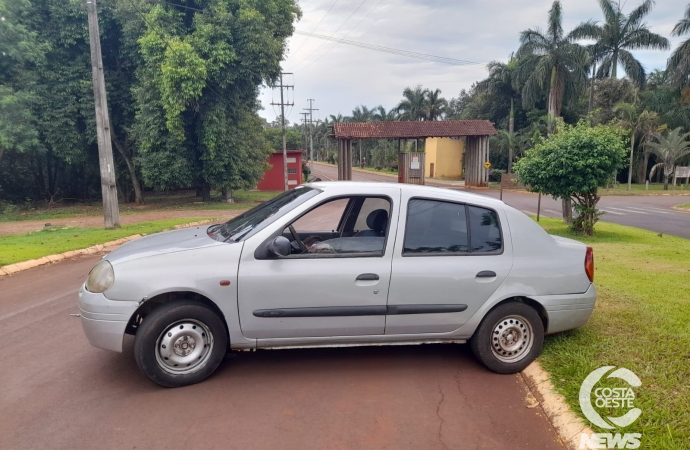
133, 300, 228, 388
470, 301, 544, 374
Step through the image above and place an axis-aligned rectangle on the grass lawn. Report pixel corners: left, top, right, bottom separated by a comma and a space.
537, 218, 690, 449
0, 218, 212, 266
676, 203, 690, 211
0, 189, 278, 222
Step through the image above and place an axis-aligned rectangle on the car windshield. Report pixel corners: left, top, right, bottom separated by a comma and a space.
215, 186, 320, 242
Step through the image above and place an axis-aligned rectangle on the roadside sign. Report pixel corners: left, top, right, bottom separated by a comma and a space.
411, 156, 420, 170
484, 161, 491, 169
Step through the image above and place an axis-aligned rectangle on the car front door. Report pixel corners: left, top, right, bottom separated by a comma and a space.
237, 188, 400, 340
385, 194, 513, 335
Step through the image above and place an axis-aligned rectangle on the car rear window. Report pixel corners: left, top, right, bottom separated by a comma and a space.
468, 206, 502, 253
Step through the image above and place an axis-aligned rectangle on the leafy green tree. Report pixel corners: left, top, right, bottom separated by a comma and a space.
516, 1, 589, 118
476, 58, 521, 171
667, 4, 690, 88
514, 121, 627, 235
644, 127, 690, 190
397, 85, 427, 121
264, 127, 302, 151
589, 78, 636, 124
132, 0, 300, 200
424, 88, 447, 120
571, 0, 669, 85
613, 102, 660, 188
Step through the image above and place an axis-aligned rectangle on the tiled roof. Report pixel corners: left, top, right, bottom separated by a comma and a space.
332, 120, 498, 139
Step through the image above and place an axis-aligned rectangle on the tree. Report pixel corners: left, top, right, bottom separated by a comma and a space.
589, 78, 636, 124
644, 128, 690, 190
667, 3, 690, 89
613, 102, 660, 189
516, 1, 589, 118
372, 105, 396, 121
476, 58, 521, 171
571, 0, 669, 86
133, 0, 300, 201
514, 121, 627, 235
397, 85, 427, 121
424, 88, 447, 120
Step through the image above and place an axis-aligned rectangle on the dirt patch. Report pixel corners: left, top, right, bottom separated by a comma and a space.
0, 209, 244, 237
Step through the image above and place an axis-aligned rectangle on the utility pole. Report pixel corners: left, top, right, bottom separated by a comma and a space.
304, 99, 318, 176
86, 0, 120, 229
271, 73, 294, 191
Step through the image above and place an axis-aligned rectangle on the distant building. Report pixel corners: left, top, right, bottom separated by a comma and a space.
257, 150, 305, 191
424, 138, 464, 179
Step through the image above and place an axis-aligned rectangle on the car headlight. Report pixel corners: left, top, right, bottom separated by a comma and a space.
85, 260, 115, 293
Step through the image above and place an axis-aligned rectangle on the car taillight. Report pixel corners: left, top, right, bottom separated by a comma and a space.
585, 246, 594, 282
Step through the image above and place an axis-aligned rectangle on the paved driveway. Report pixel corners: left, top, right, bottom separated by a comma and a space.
313, 163, 690, 239
0, 256, 562, 450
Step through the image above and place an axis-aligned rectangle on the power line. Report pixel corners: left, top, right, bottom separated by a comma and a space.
292, 30, 484, 68
290, 0, 369, 71
289, 0, 339, 58
296, 0, 384, 73
270, 73, 294, 191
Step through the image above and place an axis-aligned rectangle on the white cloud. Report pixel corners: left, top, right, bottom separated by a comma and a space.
258, 0, 684, 123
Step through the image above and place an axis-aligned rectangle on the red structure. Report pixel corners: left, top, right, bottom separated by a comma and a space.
257, 150, 305, 191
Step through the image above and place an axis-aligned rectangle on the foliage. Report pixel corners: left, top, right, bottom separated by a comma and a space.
667, 3, 690, 88
516, 1, 589, 117
571, 0, 669, 85
264, 127, 303, 151
514, 121, 627, 234
644, 127, 690, 189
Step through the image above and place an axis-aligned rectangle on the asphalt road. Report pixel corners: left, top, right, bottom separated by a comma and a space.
313, 163, 690, 239
0, 256, 563, 450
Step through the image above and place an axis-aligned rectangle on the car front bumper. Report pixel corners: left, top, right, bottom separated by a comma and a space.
79, 286, 139, 353
534, 284, 597, 334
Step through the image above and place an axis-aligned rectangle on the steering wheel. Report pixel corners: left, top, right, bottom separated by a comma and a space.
289, 225, 308, 253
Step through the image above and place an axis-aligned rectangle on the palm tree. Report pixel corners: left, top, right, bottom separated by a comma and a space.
613, 102, 660, 189
424, 88, 448, 121
644, 128, 690, 190
476, 58, 520, 171
329, 114, 345, 123
350, 106, 374, 165
572, 0, 669, 86
372, 105, 396, 121
397, 85, 428, 121
667, 4, 690, 88
516, 1, 589, 118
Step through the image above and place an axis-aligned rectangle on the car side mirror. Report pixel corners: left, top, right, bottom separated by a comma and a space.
267, 236, 291, 257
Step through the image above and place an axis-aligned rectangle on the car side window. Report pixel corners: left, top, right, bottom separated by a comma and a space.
468, 206, 502, 252
285, 196, 391, 257
403, 199, 468, 254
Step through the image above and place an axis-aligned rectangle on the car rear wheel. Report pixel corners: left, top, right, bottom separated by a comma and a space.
470, 301, 544, 374
133, 301, 228, 387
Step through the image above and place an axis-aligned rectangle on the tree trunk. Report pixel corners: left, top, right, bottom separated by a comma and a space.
111, 133, 144, 204
588, 63, 596, 114
0, 147, 5, 166
562, 198, 573, 224
637, 152, 649, 183
508, 98, 514, 173
222, 187, 233, 203
627, 133, 635, 190
201, 183, 211, 202
611, 51, 618, 78
547, 66, 563, 118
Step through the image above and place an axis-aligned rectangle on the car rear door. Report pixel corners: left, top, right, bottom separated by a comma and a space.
385, 193, 513, 335
237, 187, 401, 340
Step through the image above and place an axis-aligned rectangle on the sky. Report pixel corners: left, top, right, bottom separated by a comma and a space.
258, 0, 685, 125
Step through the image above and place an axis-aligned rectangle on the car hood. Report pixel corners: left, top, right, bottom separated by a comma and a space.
105, 226, 225, 264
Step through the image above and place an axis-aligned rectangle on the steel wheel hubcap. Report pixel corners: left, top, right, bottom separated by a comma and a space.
490, 315, 533, 363
155, 319, 214, 375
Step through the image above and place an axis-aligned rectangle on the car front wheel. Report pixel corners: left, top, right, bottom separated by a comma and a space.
133, 300, 228, 387
470, 301, 544, 374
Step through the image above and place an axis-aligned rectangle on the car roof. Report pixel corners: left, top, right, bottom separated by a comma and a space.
304, 181, 505, 208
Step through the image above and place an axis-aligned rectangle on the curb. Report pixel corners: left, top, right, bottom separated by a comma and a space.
521, 361, 593, 450
0, 220, 212, 278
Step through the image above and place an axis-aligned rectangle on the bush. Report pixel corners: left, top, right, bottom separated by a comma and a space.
488, 169, 505, 182
514, 121, 627, 235
375, 165, 382, 171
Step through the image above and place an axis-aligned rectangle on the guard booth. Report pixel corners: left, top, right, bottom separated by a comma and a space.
329, 120, 497, 187
398, 153, 425, 185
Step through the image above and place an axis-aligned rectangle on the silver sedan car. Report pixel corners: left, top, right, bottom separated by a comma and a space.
79, 182, 596, 387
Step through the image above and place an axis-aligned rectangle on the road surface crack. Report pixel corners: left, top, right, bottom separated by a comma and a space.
436, 383, 450, 450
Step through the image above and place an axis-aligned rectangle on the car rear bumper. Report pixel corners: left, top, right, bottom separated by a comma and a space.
533, 284, 597, 334
78, 286, 139, 353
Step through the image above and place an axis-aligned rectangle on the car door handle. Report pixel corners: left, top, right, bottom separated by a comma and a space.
356, 273, 379, 281
476, 271, 497, 278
